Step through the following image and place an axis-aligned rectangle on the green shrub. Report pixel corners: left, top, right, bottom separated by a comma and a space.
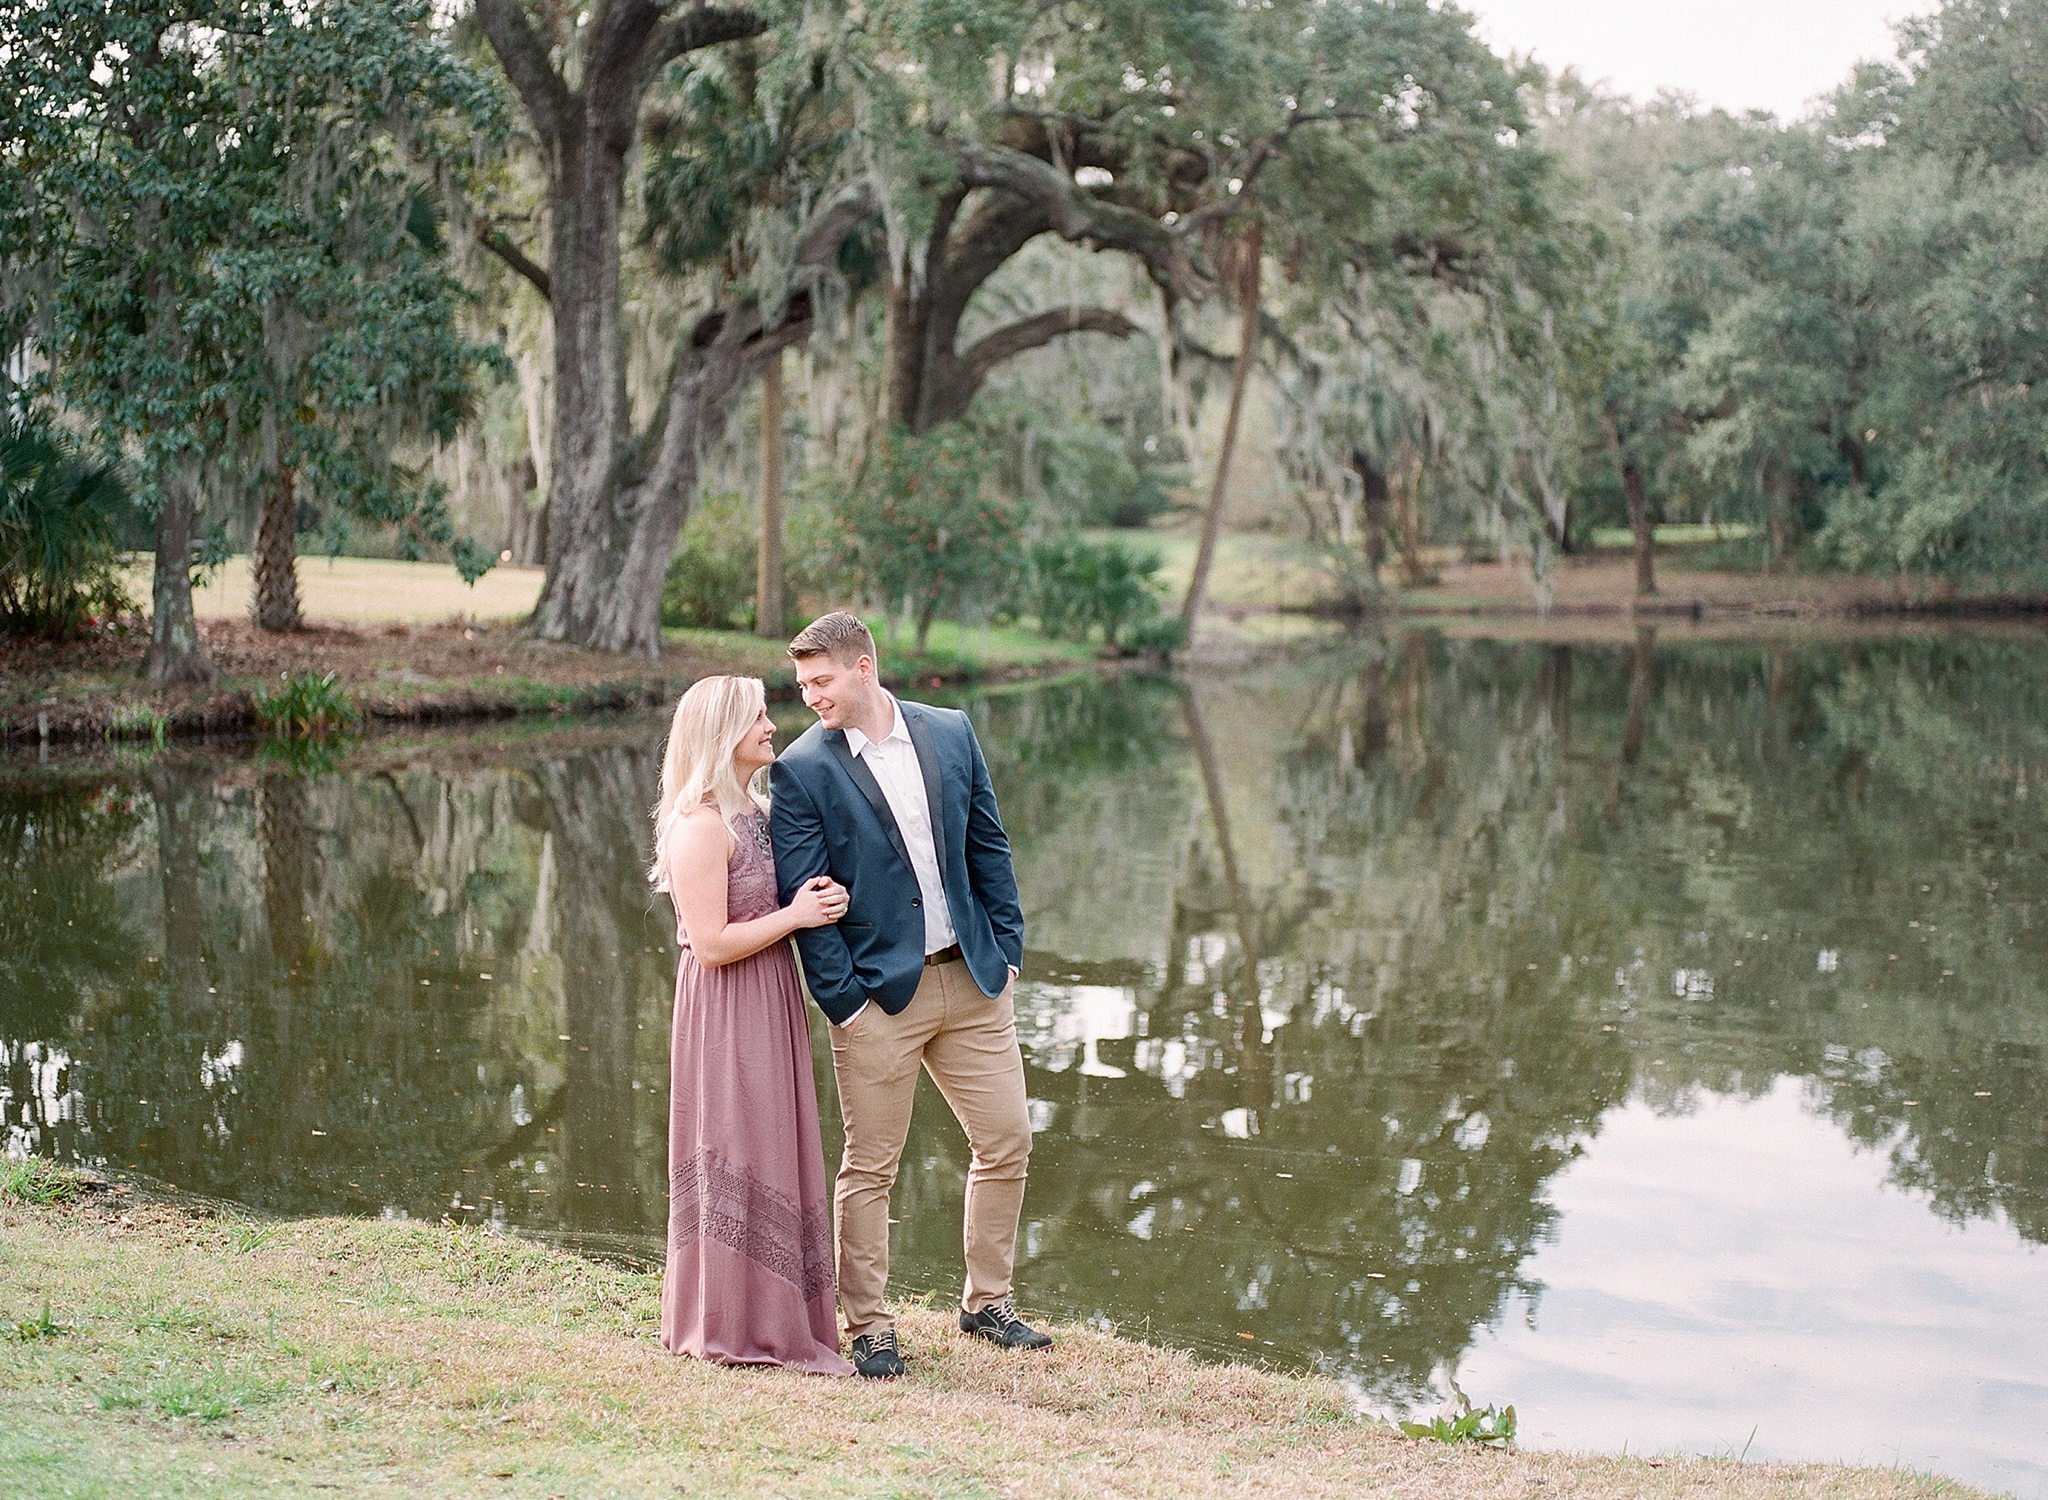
832, 426, 1024, 652
1122, 612, 1188, 660
661, 489, 759, 630
251, 670, 360, 738
1027, 536, 1176, 653
0, 417, 133, 638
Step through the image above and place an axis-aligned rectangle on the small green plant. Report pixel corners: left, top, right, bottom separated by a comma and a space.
233, 1219, 281, 1255
105, 702, 169, 746
251, 670, 361, 738
834, 426, 1023, 652
1400, 1389, 1516, 1448
99, 1368, 279, 1423
6, 1302, 69, 1341
0, 1156, 86, 1206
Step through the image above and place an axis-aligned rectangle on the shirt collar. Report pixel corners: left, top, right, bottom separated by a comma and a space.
844, 694, 909, 759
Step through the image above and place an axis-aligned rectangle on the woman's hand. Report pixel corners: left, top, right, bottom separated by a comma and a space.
787, 875, 850, 929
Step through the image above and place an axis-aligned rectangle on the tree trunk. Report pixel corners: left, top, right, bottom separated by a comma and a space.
1624, 463, 1655, 597
1393, 445, 1429, 587
528, 126, 635, 646
1602, 404, 1655, 598
1182, 220, 1262, 631
145, 470, 213, 685
473, 0, 772, 658
756, 350, 785, 639
1766, 472, 1791, 572
253, 465, 302, 632
506, 456, 546, 566
885, 244, 936, 433
1349, 449, 1390, 589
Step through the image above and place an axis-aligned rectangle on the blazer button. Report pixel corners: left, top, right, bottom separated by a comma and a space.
911, 898, 921, 907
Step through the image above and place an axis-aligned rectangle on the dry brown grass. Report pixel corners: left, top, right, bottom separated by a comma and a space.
0, 1181, 1986, 1500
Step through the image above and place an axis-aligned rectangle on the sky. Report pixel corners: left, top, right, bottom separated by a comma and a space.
1459, 0, 1927, 120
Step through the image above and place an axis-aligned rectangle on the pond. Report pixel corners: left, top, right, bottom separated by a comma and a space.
4, 628, 2046, 1496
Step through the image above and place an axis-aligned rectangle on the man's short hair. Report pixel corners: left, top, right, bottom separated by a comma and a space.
787, 610, 876, 666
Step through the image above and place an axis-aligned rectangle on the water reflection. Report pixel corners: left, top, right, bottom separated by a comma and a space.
4, 634, 2047, 1492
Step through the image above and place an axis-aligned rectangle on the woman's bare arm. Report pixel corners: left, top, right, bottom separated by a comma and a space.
667, 807, 847, 966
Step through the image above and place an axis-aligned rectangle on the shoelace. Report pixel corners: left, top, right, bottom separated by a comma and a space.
861, 1329, 898, 1354
978, 1296, 1021, 1329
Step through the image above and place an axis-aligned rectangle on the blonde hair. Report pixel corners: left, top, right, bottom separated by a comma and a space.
649, 674, 769, 891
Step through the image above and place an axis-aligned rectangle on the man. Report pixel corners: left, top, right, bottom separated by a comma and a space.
768, 611, 1053, 1379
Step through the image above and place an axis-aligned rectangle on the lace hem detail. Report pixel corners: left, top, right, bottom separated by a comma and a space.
669, 1149, 834, 1303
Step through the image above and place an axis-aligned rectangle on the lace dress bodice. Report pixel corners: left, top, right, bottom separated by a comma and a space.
671, 807, 784, 956
722, 809, 780, 924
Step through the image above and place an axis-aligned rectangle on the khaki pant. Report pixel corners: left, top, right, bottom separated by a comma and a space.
828, 957, 1030, 1341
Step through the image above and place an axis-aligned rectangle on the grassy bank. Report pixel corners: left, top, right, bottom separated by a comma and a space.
0, 1165, 1981, 1500
4, 567, 1094, 745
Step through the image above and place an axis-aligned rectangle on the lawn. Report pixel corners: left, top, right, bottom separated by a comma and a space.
0, 1171, 1983, 1500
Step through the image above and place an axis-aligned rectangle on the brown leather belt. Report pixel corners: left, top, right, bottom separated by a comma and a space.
924, 942, 963, 967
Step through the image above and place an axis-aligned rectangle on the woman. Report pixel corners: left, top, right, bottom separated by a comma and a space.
652, 675, 853, 1375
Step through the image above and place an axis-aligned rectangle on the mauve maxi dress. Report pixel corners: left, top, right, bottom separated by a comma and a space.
660, 807, 851, 1375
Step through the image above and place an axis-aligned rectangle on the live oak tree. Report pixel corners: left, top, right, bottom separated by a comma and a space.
0, 0, 500, 679
469, 0, 813, 657
1255, 7, 1588, 605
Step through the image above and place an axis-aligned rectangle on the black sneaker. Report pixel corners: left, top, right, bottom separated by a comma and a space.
957, 1296, 1054, 1351
849, 1329, 905, 1379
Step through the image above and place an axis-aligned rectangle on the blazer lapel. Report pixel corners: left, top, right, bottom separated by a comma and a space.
824, 730, 914, 873
901, 705, 951, 852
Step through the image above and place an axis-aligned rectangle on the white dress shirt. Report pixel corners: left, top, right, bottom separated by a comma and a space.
832, 697, 1015, 1027
845, 695, 958, 954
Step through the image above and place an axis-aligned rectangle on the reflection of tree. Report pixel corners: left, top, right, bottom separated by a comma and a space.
0, 780, 147, 1042
0, 743, 685, 1253
523, 745, 671, 1236
261, 770, 320, 969
1621, 626, 1655, 766
919, 633, 2048, 1405
151, 759, 212, 1011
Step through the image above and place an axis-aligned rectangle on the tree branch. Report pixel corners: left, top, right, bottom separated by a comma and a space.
472, 0, 571, 148
475, 222, 552, 302
952, 143, 1208, 302
793, 179, 879, 269
641, 5, 770, 94
959, 306, 1141, 385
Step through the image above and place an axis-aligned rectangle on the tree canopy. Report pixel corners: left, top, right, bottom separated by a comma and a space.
9, 0, 2048, 660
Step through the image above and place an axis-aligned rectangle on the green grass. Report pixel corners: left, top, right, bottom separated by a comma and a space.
0, 1188, 1994, 1500
0, 1158, 88, 1207
1587, 522, 1756, 549
1400, 1397, 1517, 1448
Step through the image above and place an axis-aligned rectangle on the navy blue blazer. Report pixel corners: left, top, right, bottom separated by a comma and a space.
768, 700, 1024, 1025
